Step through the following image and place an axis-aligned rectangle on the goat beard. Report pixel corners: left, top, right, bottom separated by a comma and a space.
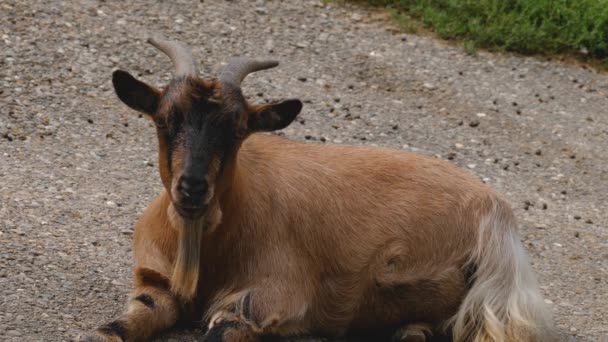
167, 201, 222, 300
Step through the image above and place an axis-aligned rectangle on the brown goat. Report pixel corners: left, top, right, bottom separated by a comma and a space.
79, 38, 554, 342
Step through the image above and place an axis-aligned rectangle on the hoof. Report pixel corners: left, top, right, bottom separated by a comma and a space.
208, 310, 241, 330
203, 310, 260, 342
392, 324, 433, 342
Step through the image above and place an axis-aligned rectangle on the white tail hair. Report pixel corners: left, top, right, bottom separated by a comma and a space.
449, 197, 554, 342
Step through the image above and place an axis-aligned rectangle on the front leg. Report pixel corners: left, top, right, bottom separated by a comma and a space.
202, 286, 311, 342
77, 267, 180, 342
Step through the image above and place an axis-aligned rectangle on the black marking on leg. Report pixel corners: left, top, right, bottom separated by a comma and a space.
135, 293, 155, 309
135, 267, 170, 290
97, 320, 127, 341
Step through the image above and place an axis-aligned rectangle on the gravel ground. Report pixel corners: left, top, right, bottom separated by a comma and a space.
1, 0, 607, 341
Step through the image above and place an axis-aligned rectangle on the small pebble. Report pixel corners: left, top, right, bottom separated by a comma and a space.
423, 83, 437, 90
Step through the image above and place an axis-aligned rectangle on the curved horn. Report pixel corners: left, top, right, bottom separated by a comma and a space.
147, 37, 197, 77
219, 57, 278, 85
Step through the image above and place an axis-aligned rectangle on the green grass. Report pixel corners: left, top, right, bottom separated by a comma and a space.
351, 0, 608, 66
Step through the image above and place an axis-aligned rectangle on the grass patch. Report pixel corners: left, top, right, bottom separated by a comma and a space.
351, 0, 608, 66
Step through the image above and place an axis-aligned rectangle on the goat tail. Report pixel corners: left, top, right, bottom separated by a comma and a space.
449, 197, 555, 342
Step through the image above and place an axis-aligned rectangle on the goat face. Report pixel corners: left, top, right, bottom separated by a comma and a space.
111, 39, 302, 219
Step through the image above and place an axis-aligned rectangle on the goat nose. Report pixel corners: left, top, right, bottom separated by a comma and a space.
178, 176, 208, 202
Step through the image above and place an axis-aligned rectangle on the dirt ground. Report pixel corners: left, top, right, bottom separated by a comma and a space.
1, 0, 607, 341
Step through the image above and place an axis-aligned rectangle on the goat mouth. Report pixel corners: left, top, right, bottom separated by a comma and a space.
173, 204, 206, 219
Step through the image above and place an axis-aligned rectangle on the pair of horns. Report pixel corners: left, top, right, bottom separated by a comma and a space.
147, 37, 278, 85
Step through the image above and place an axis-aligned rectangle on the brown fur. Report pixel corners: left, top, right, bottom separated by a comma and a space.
199, 136, 482, 336
86, 135, 540, 340
85, 61, 553, 342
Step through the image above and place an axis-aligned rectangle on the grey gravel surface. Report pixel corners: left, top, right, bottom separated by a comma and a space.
1, 0, 607, 341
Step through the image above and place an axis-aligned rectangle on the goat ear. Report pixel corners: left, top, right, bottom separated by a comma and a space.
112, 70, 160, 115
248, 99, 302, 132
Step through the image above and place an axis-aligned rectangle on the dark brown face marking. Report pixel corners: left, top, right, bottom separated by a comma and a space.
154, 79, 244, 218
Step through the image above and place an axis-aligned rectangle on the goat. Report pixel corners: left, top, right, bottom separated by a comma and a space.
79, 38, 554, 342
